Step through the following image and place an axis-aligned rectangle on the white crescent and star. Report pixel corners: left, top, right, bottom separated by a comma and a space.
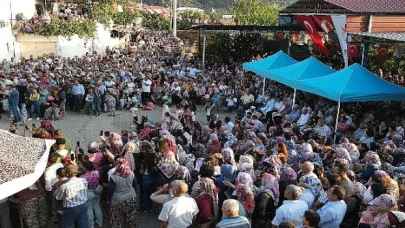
303, 21, 314, 34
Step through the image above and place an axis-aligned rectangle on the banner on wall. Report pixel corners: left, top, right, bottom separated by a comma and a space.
295, 15, 330, 57
331, 15, 348, 67
312, 16, 340, 46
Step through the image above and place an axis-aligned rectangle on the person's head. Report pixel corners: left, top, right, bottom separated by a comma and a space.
172, 181, 188, 197
317, 119, 325, 126
278, 222, 296, 228
10, 123, 16, 130
82, 161, 95, 172
335, 163, 349, 177
199, 164, 215, 177
21, 103, 26, 108
327, 186, 345, 201
324, 173, 342, 188
284, 184, 302, 200
222, 199, 239, 218
371, 183, 387, 199
56, 138, 66, 150
47, 153, 59, 165
56, 167, 66, 180
54, 129, 64, 139
301, 161, 314, 174
65, 164, 79, 178
224, 116, 231, 123
302, 210, 320, 228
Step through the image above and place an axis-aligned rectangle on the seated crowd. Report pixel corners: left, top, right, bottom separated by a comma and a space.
0, 30, 405, 228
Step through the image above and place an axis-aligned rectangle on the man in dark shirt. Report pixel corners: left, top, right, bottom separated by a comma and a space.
0, 84, 20, 123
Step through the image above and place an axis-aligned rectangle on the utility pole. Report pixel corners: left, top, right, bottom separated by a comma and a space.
172, 0, 177, 37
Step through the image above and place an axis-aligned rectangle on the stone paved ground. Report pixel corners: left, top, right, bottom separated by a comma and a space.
0, 105, 229, 228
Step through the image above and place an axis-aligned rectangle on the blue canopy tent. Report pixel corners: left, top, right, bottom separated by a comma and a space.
265, 56, 336, 105
242, 51, 297, 95
296, 63, 405, 138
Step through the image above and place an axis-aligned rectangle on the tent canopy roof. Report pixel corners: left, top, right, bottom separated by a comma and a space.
265, 56, 336, 88
297, 63, 405, 102
242, 51, 297, 76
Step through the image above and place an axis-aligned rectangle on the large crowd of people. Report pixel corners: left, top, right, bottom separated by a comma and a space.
1, 30, 405, 228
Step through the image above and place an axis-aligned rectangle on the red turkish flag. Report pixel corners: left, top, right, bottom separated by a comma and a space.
295, 15, 330, 57
312, 16, 340, 46
276, 32, 285, 41
347, 43, 359, 57
378, 45, 390, 60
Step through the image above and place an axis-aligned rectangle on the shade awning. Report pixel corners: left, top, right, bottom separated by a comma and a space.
297, 63, 405, 102
242, 51, 297, 76
264, 56, 336, 88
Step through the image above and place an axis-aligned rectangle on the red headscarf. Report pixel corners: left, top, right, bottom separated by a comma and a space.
114, 159, 132, 178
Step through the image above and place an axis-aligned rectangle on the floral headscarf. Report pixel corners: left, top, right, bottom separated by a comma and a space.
372, 194, 397, 211
334, 147, 352, 162
259, 173, 280, 206
183, 154, 196, 172
107, 132, 123, 155
175, 165, 191, 181
279, 167, 298, 182
224, 131, 238, 148
114, 159, 132, 178
236, 184, 255, 213
236, 172, 255, 190
194, 158, 205, 172
198, 177, 219, 221
343, 143, 360, 160
353, 181, 367, 197
300, 173, 323, 198
365, 151, 381, 166
223, 148, 237, 166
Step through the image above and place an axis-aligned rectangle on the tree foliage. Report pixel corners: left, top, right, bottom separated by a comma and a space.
142, 14, 170, 30
232, 0, 280, 26
39, 17, 97, 39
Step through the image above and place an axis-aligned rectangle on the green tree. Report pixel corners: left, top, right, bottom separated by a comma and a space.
209, 11, 222, 23
232, 0, 280, 26
142, 14, 170, 30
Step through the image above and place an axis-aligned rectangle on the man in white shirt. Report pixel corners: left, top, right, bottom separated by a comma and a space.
296, 108, 311, 127
141, 76, 152, 104
158, 181, 199, 228
44, 153, 64, 212
272, 184, 308, 228
224, 116, 235, 132
314, 119, 332, 138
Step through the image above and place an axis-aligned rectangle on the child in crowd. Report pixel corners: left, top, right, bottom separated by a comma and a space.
20, 103, 28, 125
130, 104, 139, 128
105, 92, 116, 117
52, 167, 68, 223
204, 101, 214, 124
9, 123, 18, 135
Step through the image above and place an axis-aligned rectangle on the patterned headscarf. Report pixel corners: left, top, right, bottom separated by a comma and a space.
372, 194, 397, 211
279, 167, 298, 182
353, 181, 367, 197
198, 177, 219, 221
236, 172, 254, 190
107, 132, 123, 154
260, 173, 280, 206
334, 147, 352, 162
301, 143, 313, 153
236, 184, 255, 213
365, 151, 381, 166
300, 173, 323, 198
114, 159, 132, 178
223, 148, 237, 166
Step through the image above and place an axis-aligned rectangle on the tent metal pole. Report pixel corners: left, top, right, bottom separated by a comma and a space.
262, 78, 265, 95
202, 30, 206, 74
333, 100, 341, 144
292, 88, 297, 107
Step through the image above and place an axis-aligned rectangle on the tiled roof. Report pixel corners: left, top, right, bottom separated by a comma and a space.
325, 0, 405, 13
349, 32, 405, 42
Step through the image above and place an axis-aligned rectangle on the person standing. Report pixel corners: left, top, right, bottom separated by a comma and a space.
141, 76, 152, 104
28, 89, 40, 120
92, 85, 101, 117
158, 181, 199, 228
217, 199, 250, 228
1, 84, 20, 123
316, 186, 347, 228
72, 80, 85, 112
54, 164, 88, 228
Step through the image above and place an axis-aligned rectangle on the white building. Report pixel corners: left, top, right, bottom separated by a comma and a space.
0, 0, 128, 60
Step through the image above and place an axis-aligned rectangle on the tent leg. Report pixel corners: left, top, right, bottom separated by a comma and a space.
292, 88, 297, 107
202, 30, 206, 74
262, 78, 265, 95
333, 101, 341, 144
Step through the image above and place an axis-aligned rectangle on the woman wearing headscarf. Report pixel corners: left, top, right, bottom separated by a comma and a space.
235, 184, 255, 218
87, 142, 105, 170
298, 163, 323, 208
278, 167, 298, 205
238, 155, 256, 181
366, 171, 399, 202
105, 132, 123, 155
343, 142, 361, 162
207, 133, 221, 154
359, 194, 396, 228
106, 159, 137, 228
357, 151, 381, 181
252, 173, 279, 228
193, 177, 219, 228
